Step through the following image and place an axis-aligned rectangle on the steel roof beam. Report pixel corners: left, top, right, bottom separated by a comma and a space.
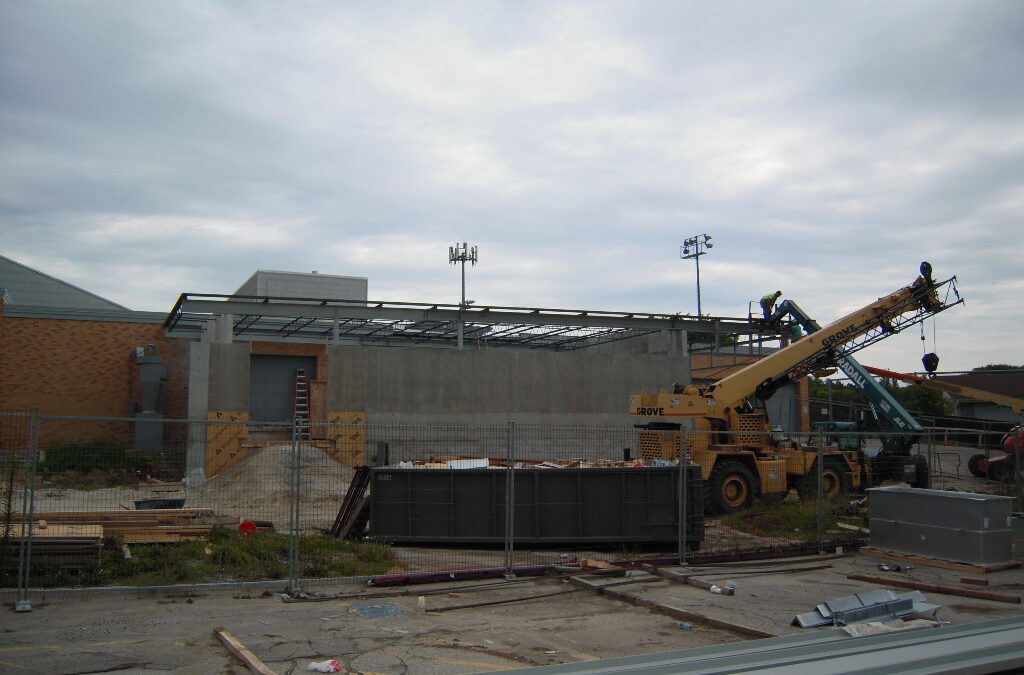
169, 295, 766, 334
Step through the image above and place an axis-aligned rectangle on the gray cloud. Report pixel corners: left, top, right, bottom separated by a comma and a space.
1, 0, 1020, 371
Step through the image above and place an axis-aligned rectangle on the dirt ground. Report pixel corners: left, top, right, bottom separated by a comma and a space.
2, 550, 1022, 675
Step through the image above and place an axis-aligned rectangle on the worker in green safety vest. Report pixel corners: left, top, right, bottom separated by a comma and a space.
760, 290, 782, 320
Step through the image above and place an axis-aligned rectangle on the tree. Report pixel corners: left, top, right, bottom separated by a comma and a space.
971, 364, 1022, 372
889, 383, 953, 417
687, 331, 738, 346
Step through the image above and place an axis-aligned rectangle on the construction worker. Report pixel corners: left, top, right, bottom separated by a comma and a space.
760, 290, 782, 320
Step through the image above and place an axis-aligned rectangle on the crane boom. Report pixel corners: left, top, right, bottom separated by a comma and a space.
768, 298, 923, 434
863, 366, 1024, 416
632, 263, 963, 420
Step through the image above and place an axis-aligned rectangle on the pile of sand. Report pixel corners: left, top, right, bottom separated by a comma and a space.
187, 443, 355, 532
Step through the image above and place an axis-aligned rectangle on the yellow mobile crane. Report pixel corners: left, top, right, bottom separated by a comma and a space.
630, 262, 963, 513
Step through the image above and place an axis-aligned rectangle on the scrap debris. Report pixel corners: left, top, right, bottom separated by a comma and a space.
792, 589, 939, 628
391, 455, 677, 469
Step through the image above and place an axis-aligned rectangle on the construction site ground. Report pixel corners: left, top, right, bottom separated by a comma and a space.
3, 550, 1022, 675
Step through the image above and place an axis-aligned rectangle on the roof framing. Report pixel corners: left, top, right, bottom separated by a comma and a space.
164, 293, 783, 351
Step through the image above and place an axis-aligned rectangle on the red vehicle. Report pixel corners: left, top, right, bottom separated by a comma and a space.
969, 425, 1024, 482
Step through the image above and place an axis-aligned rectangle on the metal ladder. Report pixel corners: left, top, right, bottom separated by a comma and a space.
293, 369, 310, 439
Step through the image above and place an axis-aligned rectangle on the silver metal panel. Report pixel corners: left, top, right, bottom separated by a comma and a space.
0, 254, 129, 310
496, 616, 1024, 674
869, 486, 1013, 531
794, 590, 936, 628
870, 519, 1012, 565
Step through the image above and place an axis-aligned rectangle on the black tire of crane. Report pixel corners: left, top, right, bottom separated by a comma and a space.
967, 453, 987, 478
707, 460, 758, 514
819, 457, 847, 500
910, 454, 931, 489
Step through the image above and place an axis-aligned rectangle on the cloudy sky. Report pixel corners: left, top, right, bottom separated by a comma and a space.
2, 1, 1021, 373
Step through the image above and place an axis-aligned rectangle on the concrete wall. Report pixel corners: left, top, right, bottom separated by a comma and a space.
207, 342, 251, 411
326, 341, 689, 427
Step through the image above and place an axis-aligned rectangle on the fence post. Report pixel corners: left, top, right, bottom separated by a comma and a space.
16, 407, 40, 613
816, 444, 824, 555
677, 443, 688, 566
504, 422, 516, 577
288, 418, 301, 594
1015, 428, 1023, 512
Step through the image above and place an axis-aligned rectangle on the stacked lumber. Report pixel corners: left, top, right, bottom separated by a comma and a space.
0, 523, 103, 570
10, 509, 222, 544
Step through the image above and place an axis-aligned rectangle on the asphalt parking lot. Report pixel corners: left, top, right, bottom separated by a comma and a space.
2, 550, 1022, 674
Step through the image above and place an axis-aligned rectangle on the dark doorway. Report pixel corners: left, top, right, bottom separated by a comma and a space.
249, 355, 317, 423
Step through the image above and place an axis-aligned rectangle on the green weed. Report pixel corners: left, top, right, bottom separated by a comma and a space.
6, 526, 397, 588
721, 498, 849, 540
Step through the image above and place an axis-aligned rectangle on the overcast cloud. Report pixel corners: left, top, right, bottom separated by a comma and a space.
2, 1, 1021, 372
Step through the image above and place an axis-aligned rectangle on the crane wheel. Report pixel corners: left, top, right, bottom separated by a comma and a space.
708, 461, 758, 514
967, 453, 987, 478
820, 458, 845, 499
799, 457, 848, 500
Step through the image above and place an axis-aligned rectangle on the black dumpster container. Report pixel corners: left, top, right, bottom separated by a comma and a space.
369, 466, 703, 547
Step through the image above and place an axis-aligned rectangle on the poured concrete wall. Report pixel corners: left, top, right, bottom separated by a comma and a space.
207, 342, 251, 411
326, 341, 689, 427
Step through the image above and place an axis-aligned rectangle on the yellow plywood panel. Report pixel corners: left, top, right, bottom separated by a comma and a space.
206, 411, 249, 477
325, 411, 366, 466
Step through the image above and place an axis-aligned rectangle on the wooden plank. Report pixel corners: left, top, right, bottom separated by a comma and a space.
569, 576, 773, 639
858, 546, 1022, 574
213, 627, 276, 675
330, 466, 370, 538
18, 509, 214, 521
0, 523, 103, 538
847, 574, 1022, 604
961, 577, 989, 586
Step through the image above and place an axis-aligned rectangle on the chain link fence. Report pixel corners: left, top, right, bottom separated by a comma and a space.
2, 411, 1020, 603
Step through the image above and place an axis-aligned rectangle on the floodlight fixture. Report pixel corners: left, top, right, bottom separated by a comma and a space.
679, 233, 713, 316
449, 242, 478, 349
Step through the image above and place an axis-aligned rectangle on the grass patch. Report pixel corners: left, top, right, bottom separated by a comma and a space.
8, 525, 397, 588
720, 498, 850, 540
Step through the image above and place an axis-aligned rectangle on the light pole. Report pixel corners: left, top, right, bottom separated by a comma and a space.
448, 242, 478, 350
680, 234, 713, 316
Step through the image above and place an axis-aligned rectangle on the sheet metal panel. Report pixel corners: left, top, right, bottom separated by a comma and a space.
868, 487, 1013, 564
869, 486, 1013, 531
870, 519, 1011, 565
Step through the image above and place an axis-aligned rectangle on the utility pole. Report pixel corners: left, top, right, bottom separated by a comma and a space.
448, 242, 478, 350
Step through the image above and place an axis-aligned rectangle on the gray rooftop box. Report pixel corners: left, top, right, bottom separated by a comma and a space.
234, 270, 367, 302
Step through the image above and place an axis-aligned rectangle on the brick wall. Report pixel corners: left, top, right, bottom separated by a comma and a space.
0, 310, 190, 448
